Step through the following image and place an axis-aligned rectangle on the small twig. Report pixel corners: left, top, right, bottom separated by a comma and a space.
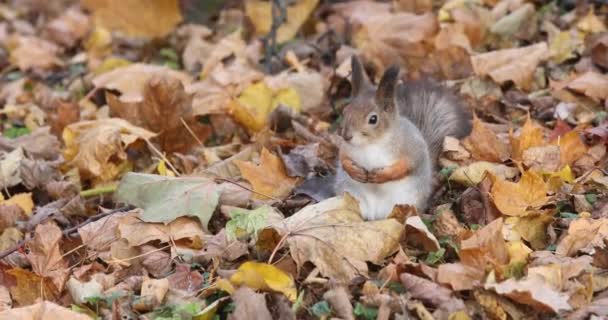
263, 0, 287, 73
268, 231, 291, 264
80, 185, 118, 198
180, 117, 204, 146
145, 139, 181, 175
0, 206, 132, 260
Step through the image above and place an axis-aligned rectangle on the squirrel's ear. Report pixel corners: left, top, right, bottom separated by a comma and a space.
376, 65, 400, 113
351, 55, 370, 96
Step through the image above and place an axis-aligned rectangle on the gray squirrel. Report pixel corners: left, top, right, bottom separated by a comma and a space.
334, 56, 472, 220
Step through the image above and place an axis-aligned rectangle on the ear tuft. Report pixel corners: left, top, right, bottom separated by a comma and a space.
350, 55, 371, 97
376, 65, 400, 113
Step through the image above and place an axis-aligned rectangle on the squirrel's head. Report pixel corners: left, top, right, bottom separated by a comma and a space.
339, 56, 400, 146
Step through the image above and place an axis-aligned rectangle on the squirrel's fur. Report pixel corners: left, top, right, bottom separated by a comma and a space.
334, 56, 471, 220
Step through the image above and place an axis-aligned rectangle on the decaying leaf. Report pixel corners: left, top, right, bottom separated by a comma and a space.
236, 148, 298, 200
116, 173, 219, 229
229, 261, 297, 302
450, 161, 519, 186
229, 287, 273, 320
0, 301, 91, 319
261, 195, 403, 282
565, 71, 608, 102
6, 35, 63, 71
462, 116, 510, 162
63, 119, 156, 181
25, 222, 69, 291
82, 0, 182, 38
485, 274, 571, 313
459, 218, 509, 270
471, 42, 549, 90
556, 218, 608, 256
245, 0, 319, 44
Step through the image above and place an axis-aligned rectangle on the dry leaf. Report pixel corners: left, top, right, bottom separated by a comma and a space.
555, 130, 587, 167
44, 7, 90, 47
245, 0, 319, 44
261, 195, 403, 282
82, 0, 182, 38
7, 268, 59, 306
401, 272, 466, 313
92, 63, 193, 103
459, 218, 509, 270
491, 170, 548, 217
565, 72, 608, 102
471, 42, 549, 90
405, 216, 440, 251
0, 301, 91, 319
78, 211, 130, 252
6, 35, 63, 71
450, 161, 519, 186
2, 193, 34, 216
25, 222, 69, 291
229, 261, 297, 302
229, 287, 272, 320
510, 117, 545, 161
107, 75, 210, 153
117, 214, 205, 247
462, 116, 510, 162
485, 274, 571, 313
63, 119, 156, 181
556, 218, 608, 256
437, 263, 485, 291
236, 148, 298, 200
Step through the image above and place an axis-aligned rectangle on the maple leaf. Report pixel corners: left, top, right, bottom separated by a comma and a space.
462, 115, 510, 162
235, 148, 298, 200
491, 170, 549, 217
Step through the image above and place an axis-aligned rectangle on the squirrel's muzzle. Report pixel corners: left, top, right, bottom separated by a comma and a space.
340, 125, 353, 141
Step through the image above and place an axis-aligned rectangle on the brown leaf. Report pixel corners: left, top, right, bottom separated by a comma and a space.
565, 71, 608, 102
141, 245, 173, 278
405, 216, 440, 252
323, 286, 354, 320
47, 101, 80, 137
0, 127, 61, 161
168, 264, 204, 295
245, 0, 319, 44
92, 63, 193, 103
78, 211, 130, 252
82, 0, 182, 38
459, 218, 509, 269
236, 148, 298, 200
20, 158, 61, 190
462, 116, 510, 162
588, 32, 608, 69
491, 170, 548, 217
555, 130, 587, 168
6, 35, 63, 72
485, 274, 571, 313
44, 7, 90, 47
25, 222, 68, 291
0, 301, 91, 319
107, 75, 210, 153
7, 268, 59, 306
400, 272, 466, 313
228, 287, 272, 320
117, 214, 204, 247
437, 263, 485, 291
0, 204, 26, 232
471, 42, 549, 90
195, 229, 249, 262
556, 218, 608, 256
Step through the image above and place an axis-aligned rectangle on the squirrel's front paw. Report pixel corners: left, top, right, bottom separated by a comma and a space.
340, 155, 369, 183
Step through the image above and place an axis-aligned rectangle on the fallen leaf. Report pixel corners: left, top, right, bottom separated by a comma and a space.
44, 7, 90, 47
450, 161, 519, 186
510, 117, 545, 161
437, 263, 485, 291
229, 287, 272, 320
0, 147, 24, 189
459, 218, 509, 270
230, 261, 297, 302
25, 222, 69, 291
490, 3, 535, 37
491, 170, 548, 217
522, 145, 561, 172
63, 119, 156, 181
405, 216, 440, 252
588, 32, 608, 69
78, 211, 130, 252
510, 212, 554, 250
245, 0, 319, 44
261, 195, 403, 282
196, 229, 249, 262
576, 10, 607, 34
235, 148, 298, 200
0, 301, 91, 319
556, 218, 608, 256
117, 214, 204, 247
106, 74, 210, 153
140, 277, 169, 306
168, 264, 204, 295
7, 268, 59, 306
323, 286, 354, 320
6, 35, 63, 72
2, 193, 34, 216
401, 272, 466, 313
471, 42, 549, 90
555, 130, 587, 167
485, 274, 571, 313
82, 0, 182, 38
116, 173, 219, 229
565, 72, 608, 102
462, 116, 510, 162
0, 286, 10, 312
226, 205, 283, 241
0, 127, 62, 161
92, 63, 193, 103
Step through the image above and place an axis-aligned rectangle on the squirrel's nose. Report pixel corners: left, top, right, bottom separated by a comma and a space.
342, 127, 353, 141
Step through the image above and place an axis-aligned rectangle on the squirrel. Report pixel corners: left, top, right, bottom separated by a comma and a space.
334, 56, 472, 220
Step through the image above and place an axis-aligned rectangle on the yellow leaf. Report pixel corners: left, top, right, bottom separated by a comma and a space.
491, 170, 548, 216
229, 261, 297, 302
157, 160, 175, 177
545, 165, 574, 192
3, 193, 34, 216
510, 117, 545, 161
448, 310, 471, 320
556, 131, 587, 167
215, 278, 235, 294
549, 31, 583, 64
245, 0, 319, 43
93, 57, 131, 75
462, 115, 510, 162
576, 10, 607, 34
512, 211, 554, 250
235, 148, 298, 200
82, 0, 182, 38
84, 26, 112, 57
272, 87, 302, 113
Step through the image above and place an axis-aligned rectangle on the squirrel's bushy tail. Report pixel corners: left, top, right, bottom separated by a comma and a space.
396, 80, 471, 159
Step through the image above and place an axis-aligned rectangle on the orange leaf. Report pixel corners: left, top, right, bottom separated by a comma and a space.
510, 117, 545, 161
491, 170, 548, 216
235, 148, 298, 200
7, 268, 59, 306
462, 115, 510, 162
555, 131, 587, 167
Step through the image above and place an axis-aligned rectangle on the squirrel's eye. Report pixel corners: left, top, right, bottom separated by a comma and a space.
368, 114, 378, 125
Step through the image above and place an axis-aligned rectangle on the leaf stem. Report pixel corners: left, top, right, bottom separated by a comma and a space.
80, 185, 118, 198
